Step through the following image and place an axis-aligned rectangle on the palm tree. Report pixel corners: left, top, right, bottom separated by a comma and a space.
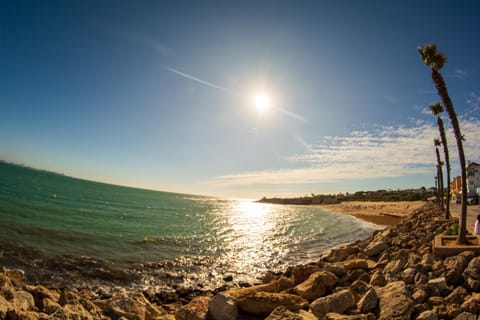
430, 102, 451, 218
418, 43, 468, 245
434, 138, 444, 211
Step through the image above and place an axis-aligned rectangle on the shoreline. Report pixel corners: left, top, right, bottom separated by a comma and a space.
313, 200, 426, 226
3, 202, 473, 319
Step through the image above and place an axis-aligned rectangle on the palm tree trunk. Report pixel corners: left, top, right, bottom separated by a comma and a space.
438, 117, 451, 218
435, 147, 444, 211
432, 70, 467, 245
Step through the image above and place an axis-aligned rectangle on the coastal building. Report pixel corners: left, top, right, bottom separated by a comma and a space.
451, 176, 462, 203
467, 161, 480, 201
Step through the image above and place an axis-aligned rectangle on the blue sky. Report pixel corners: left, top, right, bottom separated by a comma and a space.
1, 1, 479, 199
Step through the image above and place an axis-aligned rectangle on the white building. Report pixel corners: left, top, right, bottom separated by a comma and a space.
466, 161, 480, 197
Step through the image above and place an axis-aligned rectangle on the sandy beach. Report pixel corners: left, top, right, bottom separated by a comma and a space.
315, 200, 426, 225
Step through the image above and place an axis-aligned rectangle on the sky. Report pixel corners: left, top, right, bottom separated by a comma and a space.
1, 1, 479, 199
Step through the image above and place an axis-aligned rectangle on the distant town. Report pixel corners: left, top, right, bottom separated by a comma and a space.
259, 161, 480, 206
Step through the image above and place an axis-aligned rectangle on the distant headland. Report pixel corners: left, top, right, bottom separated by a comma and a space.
257, 188, 435, 205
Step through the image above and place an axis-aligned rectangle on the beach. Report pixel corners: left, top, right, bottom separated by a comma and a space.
316, 200, 426, 226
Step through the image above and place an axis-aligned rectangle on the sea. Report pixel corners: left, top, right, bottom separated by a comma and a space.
0, 161, 382, 292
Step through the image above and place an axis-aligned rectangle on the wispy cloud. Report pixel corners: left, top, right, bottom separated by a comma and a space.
384, 95, 400, 104
467, 92, 480, 112
164, 66, 235, 94
206, 117, 480, 187
116, 32, 174, 56
421, 107, 432, 115
453, 68, 469, 79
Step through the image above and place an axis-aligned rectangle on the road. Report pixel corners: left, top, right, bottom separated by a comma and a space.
449, 202, 480, 234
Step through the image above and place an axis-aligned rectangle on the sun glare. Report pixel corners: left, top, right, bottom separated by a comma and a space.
252, 93, 271, 113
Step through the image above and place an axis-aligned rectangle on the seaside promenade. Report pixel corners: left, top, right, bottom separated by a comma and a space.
449, 202, 480, 234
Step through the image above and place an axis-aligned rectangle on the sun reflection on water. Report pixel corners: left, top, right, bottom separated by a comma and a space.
224, 201, 277, 275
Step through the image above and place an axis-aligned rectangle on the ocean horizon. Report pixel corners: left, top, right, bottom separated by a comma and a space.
0, 161, 382, 292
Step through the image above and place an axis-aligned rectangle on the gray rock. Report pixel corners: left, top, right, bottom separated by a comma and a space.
309, 289, 354, 319
376, 281, 412, 320
208, 292, 237, 320
357, 288, 378, 313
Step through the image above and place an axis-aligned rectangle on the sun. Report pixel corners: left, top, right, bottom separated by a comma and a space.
252, 92, 271, 113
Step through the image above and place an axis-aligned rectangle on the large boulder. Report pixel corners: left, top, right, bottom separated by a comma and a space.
107, 292, 167, 320
175, 296, 211, 320
416, 310, 439, 320
444, 252, 474, 285
376, 281, 412, 320
13, 290, 35, 312
0, 295, 12, 319
295, 271, 338, 301
208, 292, 237, 320
227, 280, 285, 300
383, 259, 406, 279
309, 289, 355, 319
445, 286, 468, 305
453, 312, 477, 320
42, 298, 61, 314
237, 292, 307, 316
344, 259, 368, 271
357, 288, 378, 313
265, 306, 303, 320
49, 303, 93, 320
290, 265, 322, 285
427, 277, 449, 296
324, 313, 375, 320
324, 263, 347, 277
364, 242, 388, 257
463, 257, 480, 281
25, 285, 60, 311
460, 293, 480, 314
369, 271, 386, 287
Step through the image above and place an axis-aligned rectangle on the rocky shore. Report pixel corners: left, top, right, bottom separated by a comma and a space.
2, 202, 480, 319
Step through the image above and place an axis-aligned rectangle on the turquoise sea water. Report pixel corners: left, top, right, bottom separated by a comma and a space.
0, 162, 381, 291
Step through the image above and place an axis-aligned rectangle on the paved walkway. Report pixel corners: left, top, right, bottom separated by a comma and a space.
449, 202, 480, 234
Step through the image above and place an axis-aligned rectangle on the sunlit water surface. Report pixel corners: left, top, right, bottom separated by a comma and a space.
0, 162, 382, 291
